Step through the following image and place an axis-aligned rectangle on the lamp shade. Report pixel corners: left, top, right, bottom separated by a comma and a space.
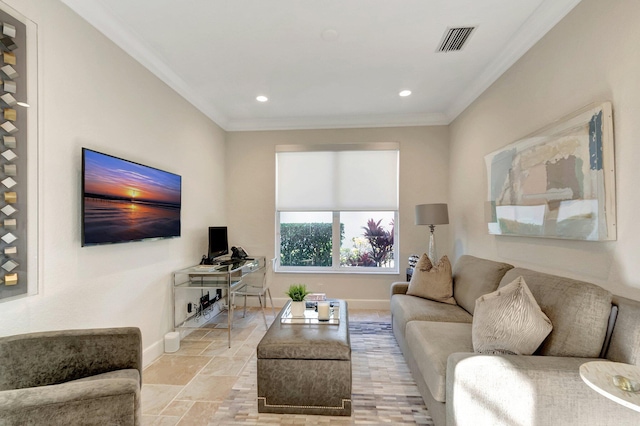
415, 203, 449, 226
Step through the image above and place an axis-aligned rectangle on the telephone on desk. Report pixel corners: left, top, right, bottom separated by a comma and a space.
231, 246, 248, 259
199, 246, 250, 266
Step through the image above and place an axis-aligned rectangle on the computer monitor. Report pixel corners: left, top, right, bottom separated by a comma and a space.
208, 226, 229, 260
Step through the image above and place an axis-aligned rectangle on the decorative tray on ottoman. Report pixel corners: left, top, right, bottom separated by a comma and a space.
280, 301, 340, 325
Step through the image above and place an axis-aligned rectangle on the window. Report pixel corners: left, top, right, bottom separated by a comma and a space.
276, 143, 399, 273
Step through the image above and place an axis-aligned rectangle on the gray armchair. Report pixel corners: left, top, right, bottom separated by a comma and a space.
0, 327, 142, 425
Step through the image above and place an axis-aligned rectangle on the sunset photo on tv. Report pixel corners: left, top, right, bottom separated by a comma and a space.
82, 148, 181, 246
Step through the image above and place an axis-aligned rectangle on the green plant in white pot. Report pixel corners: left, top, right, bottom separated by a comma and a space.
286, 284, 309, 317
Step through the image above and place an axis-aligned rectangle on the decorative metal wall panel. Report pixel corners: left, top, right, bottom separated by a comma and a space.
0, 9, 27, 300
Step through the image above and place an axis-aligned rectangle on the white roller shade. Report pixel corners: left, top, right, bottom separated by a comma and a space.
276, 144, 398, 211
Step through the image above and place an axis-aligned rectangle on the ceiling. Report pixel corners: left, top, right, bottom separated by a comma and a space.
61, 0, 581, 131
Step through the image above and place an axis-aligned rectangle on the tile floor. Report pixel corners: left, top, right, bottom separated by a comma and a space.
141, 307, 392, 425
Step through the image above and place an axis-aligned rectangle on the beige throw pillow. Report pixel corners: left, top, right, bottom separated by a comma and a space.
472, 276, 553, 355
407, 254, 456, 305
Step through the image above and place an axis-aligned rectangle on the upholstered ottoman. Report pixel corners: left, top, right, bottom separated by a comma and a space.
256, 300, 351, 416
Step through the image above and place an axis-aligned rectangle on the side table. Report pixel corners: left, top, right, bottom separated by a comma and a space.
580, 361, 640, 412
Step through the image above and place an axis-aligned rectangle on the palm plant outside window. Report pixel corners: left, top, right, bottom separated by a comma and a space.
275, 144, 399, 273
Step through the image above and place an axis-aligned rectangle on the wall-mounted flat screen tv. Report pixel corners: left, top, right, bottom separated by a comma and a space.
82, 148, 182, 246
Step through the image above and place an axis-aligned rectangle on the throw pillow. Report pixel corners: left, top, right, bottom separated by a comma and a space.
472, 276, 552, 355
407, 254, 456, 305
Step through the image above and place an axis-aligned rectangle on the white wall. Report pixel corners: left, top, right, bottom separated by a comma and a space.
0, 0, 227, 364
449, 0, 640, 300
226, 126, 449, 308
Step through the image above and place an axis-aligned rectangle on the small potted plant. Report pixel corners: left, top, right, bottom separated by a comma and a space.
286, 284, 309, 317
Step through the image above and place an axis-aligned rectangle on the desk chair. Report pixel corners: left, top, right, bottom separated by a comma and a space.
231, 257, 276, 328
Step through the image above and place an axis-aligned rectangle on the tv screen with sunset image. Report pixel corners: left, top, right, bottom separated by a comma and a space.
82, 148, 182, 246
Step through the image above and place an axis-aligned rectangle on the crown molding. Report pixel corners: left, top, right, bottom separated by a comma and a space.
445, 0, 582, 122
225, 112, 450, 132
60, 0, 230, 129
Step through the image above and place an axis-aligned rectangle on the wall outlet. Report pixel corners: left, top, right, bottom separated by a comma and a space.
200, 294, 211, 310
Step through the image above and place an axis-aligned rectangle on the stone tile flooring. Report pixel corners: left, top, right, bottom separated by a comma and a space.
141, 307, 416, 425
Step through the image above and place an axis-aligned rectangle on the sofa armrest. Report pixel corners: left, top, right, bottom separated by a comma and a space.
0, 378, 140, 425
390, 282, 409, 297
446, 353, 639, 426
0, 327, 142, 390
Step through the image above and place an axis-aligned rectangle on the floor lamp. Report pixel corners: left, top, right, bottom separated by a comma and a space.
415, 203, 449, 263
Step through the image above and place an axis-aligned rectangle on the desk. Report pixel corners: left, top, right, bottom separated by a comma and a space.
580, 361, 640, 412
173, 257, 265, 348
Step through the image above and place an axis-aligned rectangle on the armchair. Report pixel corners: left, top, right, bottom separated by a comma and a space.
0, 327, 142, 425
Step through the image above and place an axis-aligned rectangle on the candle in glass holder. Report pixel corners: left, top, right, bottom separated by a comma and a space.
317, 301, 331, 321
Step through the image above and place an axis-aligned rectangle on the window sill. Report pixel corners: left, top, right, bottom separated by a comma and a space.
275, 268, 400, 275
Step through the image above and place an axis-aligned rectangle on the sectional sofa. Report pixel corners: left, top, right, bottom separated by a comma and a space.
390, 255, 640, 426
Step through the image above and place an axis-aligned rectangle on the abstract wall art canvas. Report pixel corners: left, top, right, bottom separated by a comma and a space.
485, 102, 616, 241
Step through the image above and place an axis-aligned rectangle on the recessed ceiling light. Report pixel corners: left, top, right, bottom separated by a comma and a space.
256, 95, 268, 102
399, 90, 412, 97
321, 28, 339, 41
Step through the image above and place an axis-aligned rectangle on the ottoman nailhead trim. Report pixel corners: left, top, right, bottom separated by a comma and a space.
258, 397, 351, 410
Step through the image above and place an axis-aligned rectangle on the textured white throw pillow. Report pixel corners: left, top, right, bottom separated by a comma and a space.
472, 276, 552, 355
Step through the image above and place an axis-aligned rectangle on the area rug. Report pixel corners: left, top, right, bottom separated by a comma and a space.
209, 321, 434, 425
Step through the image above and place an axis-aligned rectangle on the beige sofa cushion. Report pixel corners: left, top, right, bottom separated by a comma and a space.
499, 268, 612, 357
407, 255, 456, 304
390, 295, 472, 340
405, 321, 473, 402
446, 353, 640, 426
452, 255, 513, 315
473, 276, 552, 355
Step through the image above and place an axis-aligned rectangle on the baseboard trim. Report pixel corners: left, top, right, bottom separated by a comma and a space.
143, 338, 164, 368
342, 299, 390, 310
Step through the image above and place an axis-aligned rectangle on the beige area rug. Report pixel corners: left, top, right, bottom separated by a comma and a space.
209, 321, 433, 425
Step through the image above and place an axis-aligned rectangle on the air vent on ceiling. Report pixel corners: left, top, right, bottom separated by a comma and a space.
437, 27, 475, 52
